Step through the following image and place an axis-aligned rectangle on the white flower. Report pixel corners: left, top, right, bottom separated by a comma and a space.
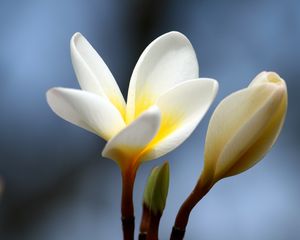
47, 32, 218, 170
203, 71, 287, 183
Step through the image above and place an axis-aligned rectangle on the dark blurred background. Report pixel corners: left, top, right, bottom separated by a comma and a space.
0, 0, 299, 239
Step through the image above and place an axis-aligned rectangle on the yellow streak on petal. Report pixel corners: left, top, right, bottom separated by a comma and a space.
134, 95, 154, 120
140, 111, 183, 157
152, 113, 182, 145
109, 95, 126, 119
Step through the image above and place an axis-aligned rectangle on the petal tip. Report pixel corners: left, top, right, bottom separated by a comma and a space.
46, 87, 59, 102
197, 78, 219, 96
164, 31, 186, 38
70, 32, 87, 51
147, 105, 161, 116
250, 71, 286, 88
210, 78, 219, 93
149, 105, 162, 123
71, 32, 83, 42
46, 90, 52, 104
156, 31, 192, 47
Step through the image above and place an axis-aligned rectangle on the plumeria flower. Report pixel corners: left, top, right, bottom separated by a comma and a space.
47, 31, 218, 239
203, 71, 287, 184
171, 72, 287, 240
47, 31, 218, 172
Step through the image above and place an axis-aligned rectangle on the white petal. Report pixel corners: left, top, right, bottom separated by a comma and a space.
223, 74, 287, 177
46, 88, 125, 141
204, 83, 285, 181
141, 79, 218, 161
102, 106, 161, 168
70, 32, 126, 116
126, 31, 199, 123
224, 90, 287, 177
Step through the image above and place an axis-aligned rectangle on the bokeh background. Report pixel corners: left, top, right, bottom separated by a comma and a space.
0, 0, 299, 239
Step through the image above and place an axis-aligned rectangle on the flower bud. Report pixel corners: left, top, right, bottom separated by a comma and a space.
143, 161, 170, 215
203, 72, 287, 184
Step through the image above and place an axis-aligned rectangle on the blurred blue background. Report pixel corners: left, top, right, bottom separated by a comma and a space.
0, 0, 299, 239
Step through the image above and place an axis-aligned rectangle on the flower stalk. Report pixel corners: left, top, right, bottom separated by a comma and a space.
139, 203, 150, 240
170, 174, 213, 240
139, 203, 162, 240
121, 163, 139, 240
147, 211, 162, 240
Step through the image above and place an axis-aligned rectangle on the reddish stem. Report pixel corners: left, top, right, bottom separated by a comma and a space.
147, 212, 161, 240
121, 165, 138, 240
170, 175, 213, 240
139, 203, 150, 239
